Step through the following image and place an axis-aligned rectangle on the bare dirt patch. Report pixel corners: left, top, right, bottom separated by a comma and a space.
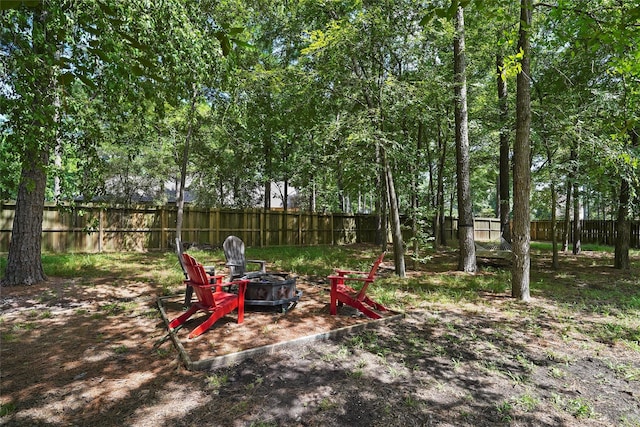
1, 250, 639, 426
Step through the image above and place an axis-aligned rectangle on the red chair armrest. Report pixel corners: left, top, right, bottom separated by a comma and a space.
328, 275, 373, 283
334, 269, 368, 276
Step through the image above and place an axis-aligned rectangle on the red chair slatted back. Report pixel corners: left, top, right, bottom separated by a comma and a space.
182, 253, 216, 307
366, 252, 386, 281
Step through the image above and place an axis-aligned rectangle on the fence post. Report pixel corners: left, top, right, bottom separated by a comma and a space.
330, 213, 335, 245
99, 208, 104, 253
160, 206, 168, 250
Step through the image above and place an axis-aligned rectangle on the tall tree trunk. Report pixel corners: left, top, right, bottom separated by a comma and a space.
410, 122, 419, 268
310, 181, 316, 212
383, 148, 406, 278
264, 139, 272, 210
614, 178, 631, 270
572, 182, 581, 254
375, 142, 386, 248
550, 181, 559, 269
283, 180, 289, 211
435, 117, 447, 250
497, 53, 511, 242
614, 129, 637, 269
454, 5, 476, 272
175, 84, 199, 243
2, 5, 53, 286
562, 145, 577, 252
3, 149, 49, 286
544, 144, 560, 269
511, 0, 532, 301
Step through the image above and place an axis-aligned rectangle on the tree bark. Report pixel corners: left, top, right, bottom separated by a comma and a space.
2, 149, 49, 286
511, 0, 532, 301
562, 145, 577, 252
544, 143, 559, 269
2, 5, 53, 286
614, 129, 637, 269
614, 177, 630, 269
383, 148, 406, 278
435, 116, 447, 250
497, 53, 511, 242
410, 121, 419, 268
454, 5, 476, 272
572, 181, 581, 254
550, 180, 559, 269
175, 84, 199, 243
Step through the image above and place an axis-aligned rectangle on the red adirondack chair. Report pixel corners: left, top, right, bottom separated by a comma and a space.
168, 253, 248, 339
175, 238, 224, 306
327, 252, 388, 319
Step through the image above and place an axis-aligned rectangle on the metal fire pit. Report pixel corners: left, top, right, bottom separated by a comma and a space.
244, 273, 301, 312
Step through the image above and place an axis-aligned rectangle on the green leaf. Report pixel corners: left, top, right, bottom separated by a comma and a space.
419, 11, 435, 27
131, 65, 145, 76
76, 74, 97, 90
215, 31, 231, 56
117, 31, 146, 51
0, 1, 40, 10
57, 72, 75, 86
137, 57, 155, 69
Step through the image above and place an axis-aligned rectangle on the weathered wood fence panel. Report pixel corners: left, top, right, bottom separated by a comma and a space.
444, 217, 504, 243
447, 217, 640, 248
530, 219, 639, 248
2, 202, 638, 253
0, 203, 384, 253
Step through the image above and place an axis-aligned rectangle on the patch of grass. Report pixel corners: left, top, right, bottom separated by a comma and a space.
99, 301, 138, 316
12, 322, 36, 332
318, 397, 337, 411
404, 394, 419, 408
0, 402, 16, 417
548, 366, 567, 379
513, 393, 539, 412
244, 376, 264, 392
604, 359, 640, 382
205, 373, 229, 392
321, 344, 349, 362
347, 369, 364, 379
37, 290, 58, 303
544, 349, 574, 365
593, 322, 640, 345
567, 398, 596, 419
113, 345, 128, 354
551, 393, 597, 419
504, 370, 528, 386
495, 400, 513, 422
249, 422, 278, 427
1, 333, 17, 343
515, 353, 536, 372
619, 414, 640, 427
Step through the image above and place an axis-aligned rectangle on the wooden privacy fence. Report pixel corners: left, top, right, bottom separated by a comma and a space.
446, 217, 640, 248
444, 217, 504, 243
2, 202, 638, 253
530, 219, 640, 248
0, 202, 381, 253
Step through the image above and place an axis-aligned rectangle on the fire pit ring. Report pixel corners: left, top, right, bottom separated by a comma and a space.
243, 273, 302, 313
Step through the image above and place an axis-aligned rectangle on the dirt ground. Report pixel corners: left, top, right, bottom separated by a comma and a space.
1, 251, 639, 426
